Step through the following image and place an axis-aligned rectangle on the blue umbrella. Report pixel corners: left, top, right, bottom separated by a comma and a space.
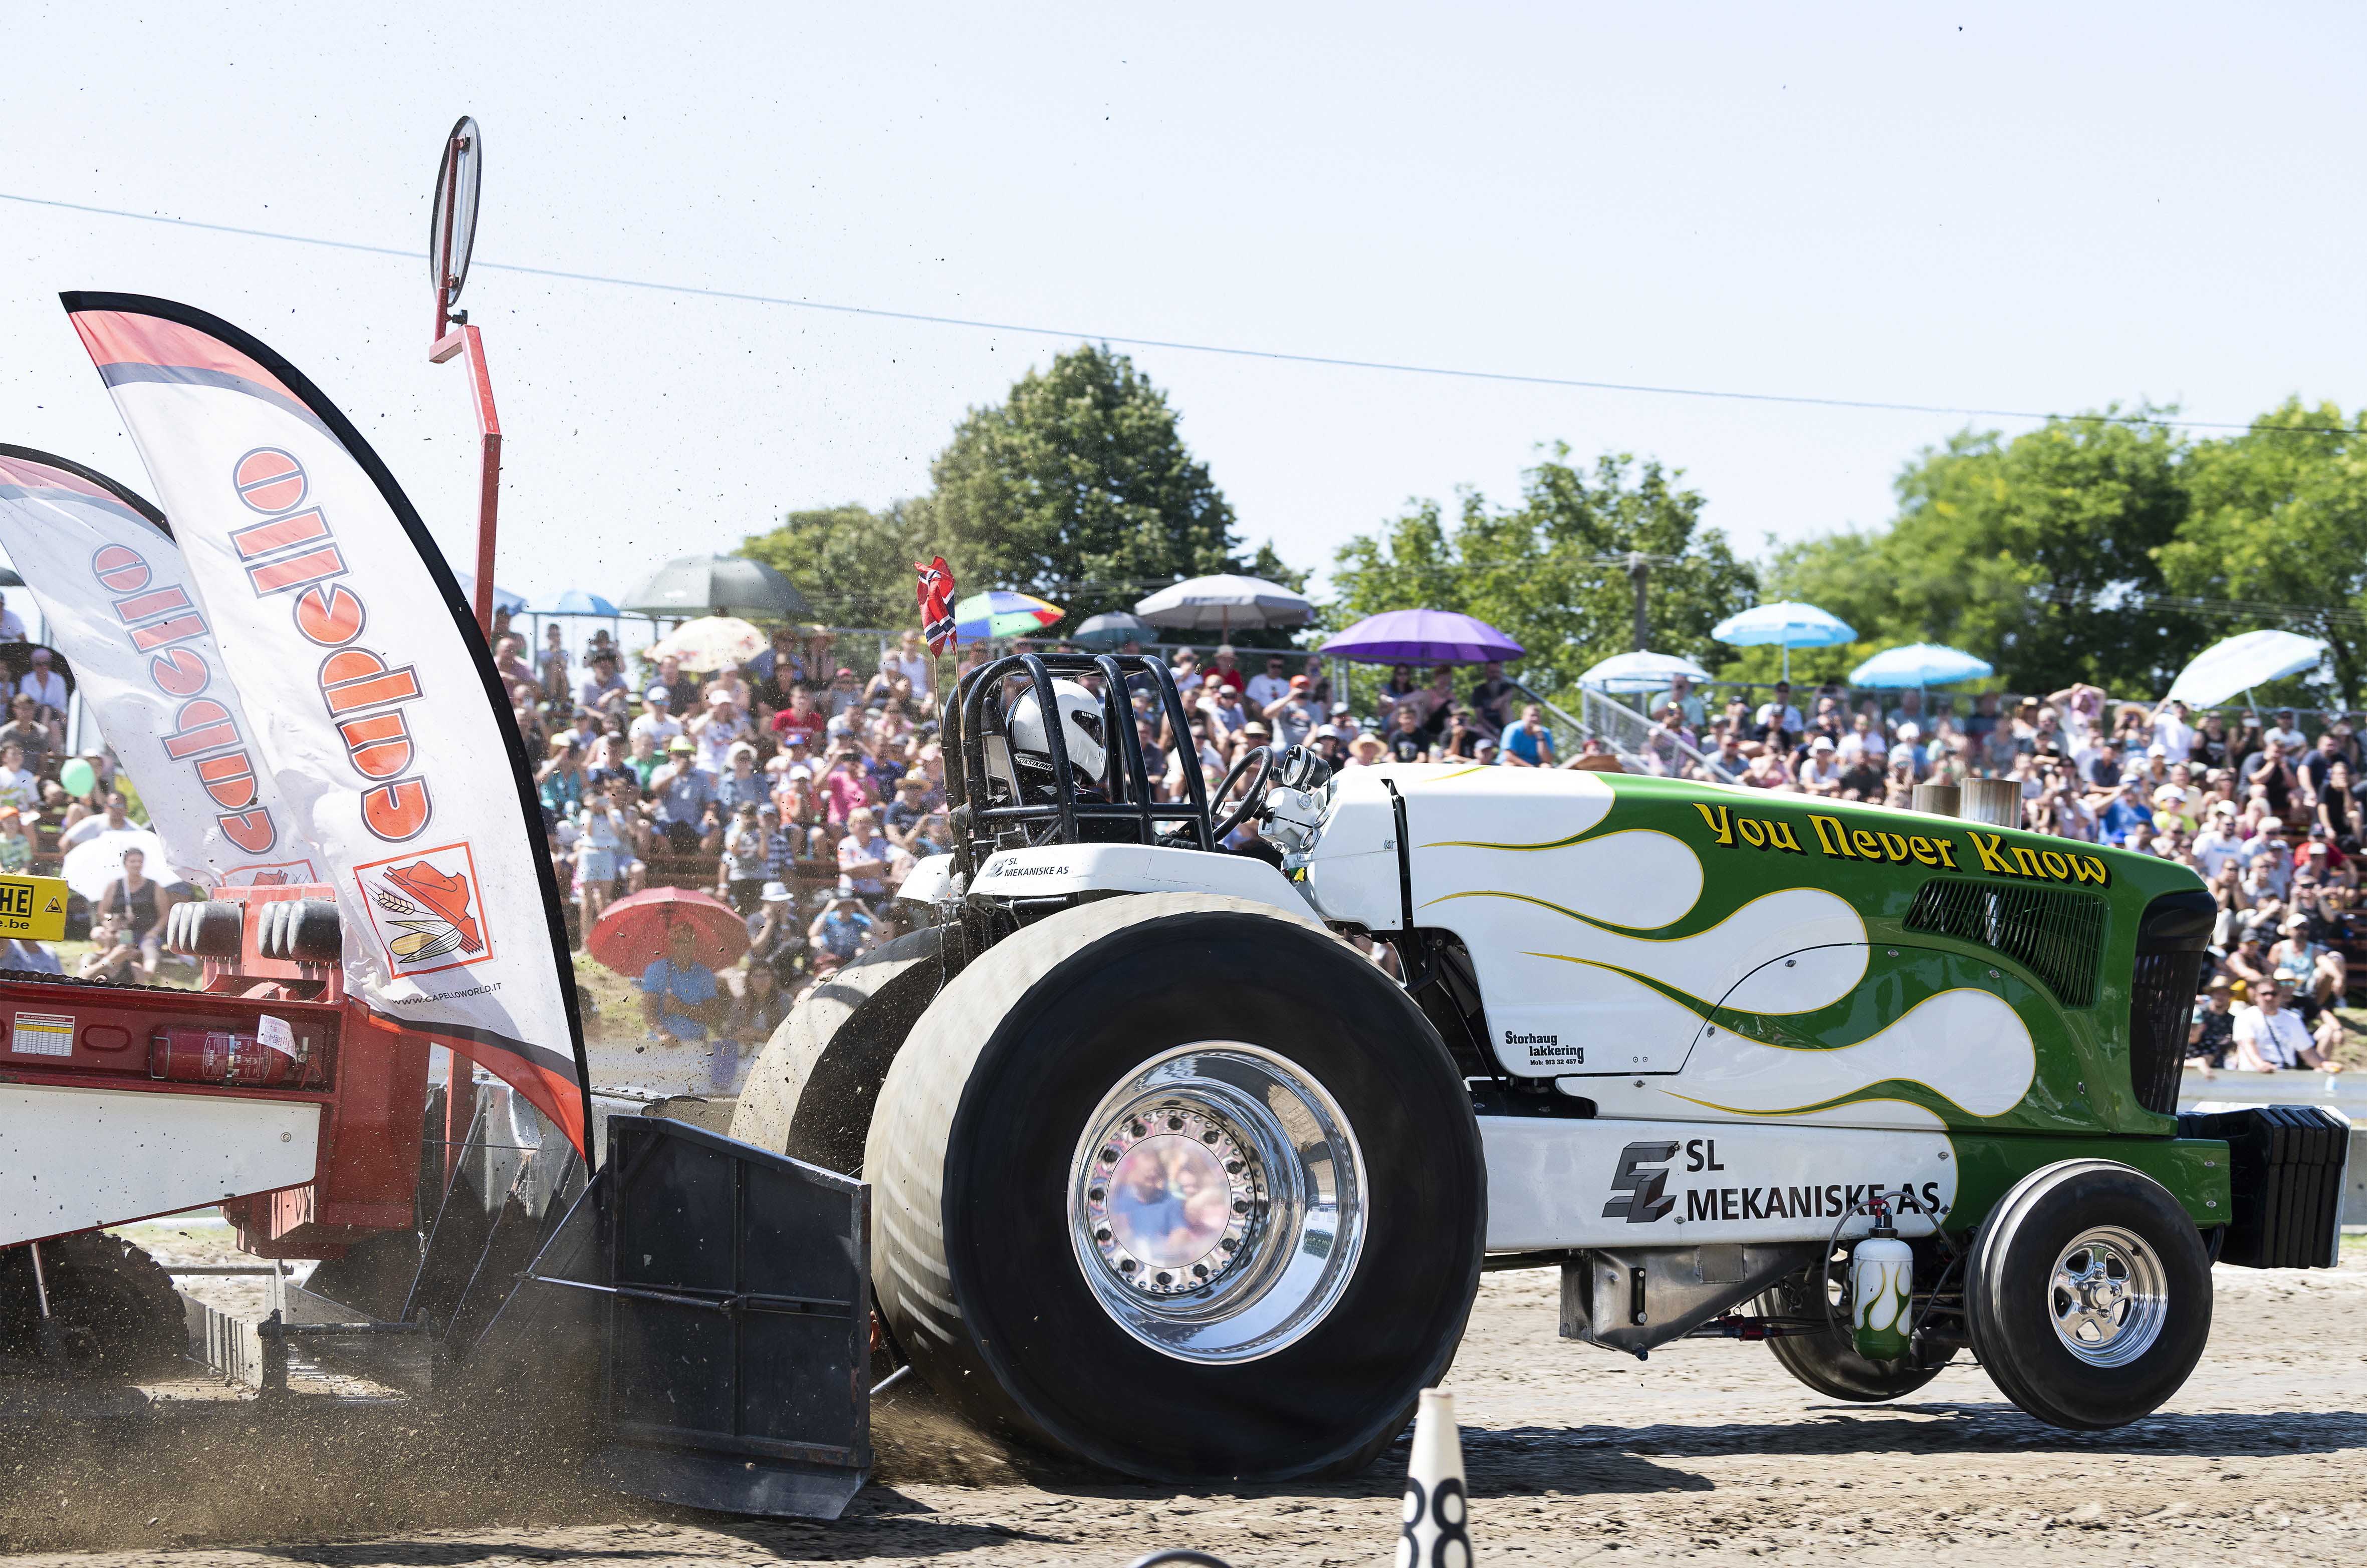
454, 574, 527, 615
543, 588, 620, 616
1712, 601, 1855, 681
1848, 643, 1993, 689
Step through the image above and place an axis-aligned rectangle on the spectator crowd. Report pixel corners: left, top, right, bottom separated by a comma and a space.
502, 607, 2360, 1086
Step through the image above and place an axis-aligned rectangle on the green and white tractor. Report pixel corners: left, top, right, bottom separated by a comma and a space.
732, 652, 2349, 1482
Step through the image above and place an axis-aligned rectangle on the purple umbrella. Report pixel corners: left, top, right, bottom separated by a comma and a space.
1319, 609, 1524, 665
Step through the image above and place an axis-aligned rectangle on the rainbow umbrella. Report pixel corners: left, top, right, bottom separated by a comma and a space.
955, 590, 1063, 642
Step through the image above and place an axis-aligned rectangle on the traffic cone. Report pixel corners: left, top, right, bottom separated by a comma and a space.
1397, 1387, 1471, 1568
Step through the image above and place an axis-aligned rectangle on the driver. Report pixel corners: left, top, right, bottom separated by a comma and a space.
1007, 678, 1138, 843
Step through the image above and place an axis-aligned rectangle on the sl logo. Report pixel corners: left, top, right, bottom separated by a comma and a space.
1601, 1140, 1677, 1224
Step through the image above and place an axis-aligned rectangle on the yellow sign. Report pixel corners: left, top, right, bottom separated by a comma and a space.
0, 875, 70, 941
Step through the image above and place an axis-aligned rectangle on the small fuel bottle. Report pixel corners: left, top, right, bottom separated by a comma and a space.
1850, 1194, 1915, 1363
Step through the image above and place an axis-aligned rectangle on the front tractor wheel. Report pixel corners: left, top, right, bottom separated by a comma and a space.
1966, 1159, 2211, 1430
865, 893, 1485, 1481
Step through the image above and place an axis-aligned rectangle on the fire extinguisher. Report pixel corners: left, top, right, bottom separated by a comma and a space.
148, 1028, 303, 1087
1850, 1194, 1915, 1362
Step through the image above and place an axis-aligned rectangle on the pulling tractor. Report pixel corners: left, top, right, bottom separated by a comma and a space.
0, 651, 2348, 1509
732, 651, 2351, 1478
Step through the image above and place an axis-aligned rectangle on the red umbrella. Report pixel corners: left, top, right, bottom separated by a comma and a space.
587, 887, 748, 975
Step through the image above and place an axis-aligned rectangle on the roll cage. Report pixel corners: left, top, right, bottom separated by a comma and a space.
942, 651, 1215, 881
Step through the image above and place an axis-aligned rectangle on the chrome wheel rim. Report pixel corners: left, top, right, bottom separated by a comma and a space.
1068, 1042, 1365, 1364
2048, 1225, 2168, 1367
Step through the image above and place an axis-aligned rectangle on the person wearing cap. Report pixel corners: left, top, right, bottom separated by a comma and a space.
716, 740, 769, 818
1309, 724, 1347, 769
0, 805, 33, 874
744, 878, 801, 972
882, 772, 932, 849
1753, 682, 1804, 736
1262, 674, 1320, 749
748, 627, 799, 698
536, 732, 588, 821
1884, 721, 1925, 782
2093, 776, 2151, 846
808, 882, 875, 970
2242, 820, 2295, 902
1797, 733, 1844, 795
650, 735, 720, 854
628, 684, 683, 750
1326, 701, 1359, 745
2269, 912, 2346, 1020
577, 648, 628, 720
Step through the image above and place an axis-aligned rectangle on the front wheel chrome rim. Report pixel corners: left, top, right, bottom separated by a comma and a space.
2048, 1225, 2168, 1367
1068, 1042, 1365, 1364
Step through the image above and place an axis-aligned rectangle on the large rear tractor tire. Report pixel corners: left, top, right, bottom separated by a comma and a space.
729, 925, 950, 1174
865, 893, 1485, 1482
1966, 1159, 2210, 1430
0, 1233, 187, 1374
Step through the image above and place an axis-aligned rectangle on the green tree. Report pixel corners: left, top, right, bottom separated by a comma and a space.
740, 501, 937, 629
911, 343, 1245, 623
1769, 411, 2199, 693
2160, 399, 2367, 706
1330, 447, 1757, 698
748, 345, 1302, 640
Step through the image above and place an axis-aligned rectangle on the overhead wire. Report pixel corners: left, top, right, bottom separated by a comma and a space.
4, 189, 2361, 440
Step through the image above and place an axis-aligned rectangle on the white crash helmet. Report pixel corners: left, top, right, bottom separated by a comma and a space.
1008, 678, 1108, 784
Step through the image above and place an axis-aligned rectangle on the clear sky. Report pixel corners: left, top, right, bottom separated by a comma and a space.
1, 4, 2359, 614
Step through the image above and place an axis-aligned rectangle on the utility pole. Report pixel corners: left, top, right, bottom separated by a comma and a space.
1626, 553, 1651, 651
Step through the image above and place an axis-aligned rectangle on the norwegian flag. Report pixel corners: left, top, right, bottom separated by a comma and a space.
915, 556, 958, 655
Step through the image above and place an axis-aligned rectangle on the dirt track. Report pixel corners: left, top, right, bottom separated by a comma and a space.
5, 1249, 2363, 1567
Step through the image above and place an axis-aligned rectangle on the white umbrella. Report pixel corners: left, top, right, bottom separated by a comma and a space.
63, 829, 171, 902
2163, 629, 2329, 709
1579, 650, 1714, 694
1133, 574, 1313, 634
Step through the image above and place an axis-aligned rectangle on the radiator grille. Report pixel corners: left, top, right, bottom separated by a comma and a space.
2128, 949, 2206, 1115
2127, 888, 2216, 1118
1904, 878, 2106, 1007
